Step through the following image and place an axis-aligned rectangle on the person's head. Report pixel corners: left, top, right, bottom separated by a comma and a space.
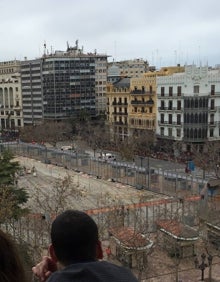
0, 229, 26, 282
49, 210, 103, 266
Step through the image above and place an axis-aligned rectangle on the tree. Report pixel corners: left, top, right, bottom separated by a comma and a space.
191, 141, 220, 179
19, 121, 72, 146
0, 149, 28, 221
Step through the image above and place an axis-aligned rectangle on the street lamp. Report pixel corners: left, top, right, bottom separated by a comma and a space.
194, 252, 213, 281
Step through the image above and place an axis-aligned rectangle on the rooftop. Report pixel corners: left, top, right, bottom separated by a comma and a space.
157, 219, 199, 240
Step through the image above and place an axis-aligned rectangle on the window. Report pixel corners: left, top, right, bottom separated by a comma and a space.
169, 87, 173, 96
177, 100, 181, 110
161, 114, 164, 124
176, 128, 181, 137
194, 85, 199, 94
161, 87, 165, 96
210, 128, 214, 137
177, 114, 181, 125
211, 84, 215, 95
161, 100, 165, 110
177, 86, 181, 96
149, 107, 152, 113
168, 100, 173, 110
168, 114, 172, 124
160, 127, 164, 136
210, 99, 215, 110
168, 128, 172, 137
210, 114, 214, 125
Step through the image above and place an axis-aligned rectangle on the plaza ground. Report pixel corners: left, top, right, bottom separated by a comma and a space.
16, 156, 220, 281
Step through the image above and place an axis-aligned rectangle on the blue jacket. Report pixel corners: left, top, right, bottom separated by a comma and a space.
47, 260, 138, 282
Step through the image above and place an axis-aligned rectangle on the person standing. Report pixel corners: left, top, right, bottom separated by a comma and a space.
32, 210, 138, 282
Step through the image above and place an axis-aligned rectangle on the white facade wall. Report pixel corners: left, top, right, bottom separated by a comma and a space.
0, 61, 24, 130
156, 65, 220, 143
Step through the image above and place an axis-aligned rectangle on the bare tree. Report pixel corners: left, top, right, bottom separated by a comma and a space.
191, 141, 220, 179
20, 121, 72, 146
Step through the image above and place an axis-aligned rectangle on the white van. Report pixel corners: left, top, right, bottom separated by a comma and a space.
61, 145, 73, 151
99, 153, 116, 161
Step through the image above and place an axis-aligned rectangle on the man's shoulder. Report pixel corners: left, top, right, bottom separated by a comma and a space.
48, 261, 138, 282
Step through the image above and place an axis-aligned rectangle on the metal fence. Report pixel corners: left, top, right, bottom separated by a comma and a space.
3, 141, 207, 198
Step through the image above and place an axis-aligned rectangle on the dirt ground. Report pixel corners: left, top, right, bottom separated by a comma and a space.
16, 156, 220, 282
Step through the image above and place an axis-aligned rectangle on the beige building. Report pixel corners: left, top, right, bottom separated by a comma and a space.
106, 78, 130, 141
0, 60, 23, 134
108, 59, 149, 78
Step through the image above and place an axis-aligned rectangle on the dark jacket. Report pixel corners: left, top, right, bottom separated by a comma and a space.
47, 260, 138, 282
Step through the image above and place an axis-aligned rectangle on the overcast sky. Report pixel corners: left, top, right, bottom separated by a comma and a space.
1, 0, 220, 68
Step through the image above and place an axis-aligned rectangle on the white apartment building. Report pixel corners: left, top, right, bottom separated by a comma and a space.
156, 65, 220, 149
0, 60, 23, 133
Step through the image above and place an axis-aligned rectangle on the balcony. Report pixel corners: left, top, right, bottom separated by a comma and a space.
112, 102, 128, 106
130, 89, 145, 95
131, 100, 147, 105
183, 137, 207, 142
158, 121, 182, 126
112, 111, 128, 116
113, 121, 127, 126
130, 90, 155, 95
209, 107, 217, 112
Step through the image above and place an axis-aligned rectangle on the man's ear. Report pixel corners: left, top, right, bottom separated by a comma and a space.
96, 240, 103, 260
49, 244, 58, 263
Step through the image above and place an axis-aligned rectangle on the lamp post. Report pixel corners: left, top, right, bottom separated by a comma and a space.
194, 252, 213, 281
139, 156, 144, 189
147, 155, 150, 189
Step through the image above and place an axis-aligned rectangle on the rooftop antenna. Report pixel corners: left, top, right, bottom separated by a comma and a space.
75, 39, 78, 49
43, 41, 46, 56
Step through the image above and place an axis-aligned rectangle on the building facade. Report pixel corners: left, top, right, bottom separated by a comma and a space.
106, 66, 184, 141
156, 65, 220, 150
0, 60, 23, 133
106, 78, 130, 141
21, 59, 43, 125
129, 72, 157, 137
21, 43, 108, 125
108, 59, 149, 78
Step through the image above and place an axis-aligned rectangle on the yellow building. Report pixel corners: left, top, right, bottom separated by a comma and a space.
129, 72, 157, 136
106, 65, 184, 141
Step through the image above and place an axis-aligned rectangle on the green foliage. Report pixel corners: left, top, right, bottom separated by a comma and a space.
0, 149, 29, 221
0, 149, 20, 185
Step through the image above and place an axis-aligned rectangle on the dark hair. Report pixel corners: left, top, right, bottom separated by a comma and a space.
51, 210, 99, 265
0, 229, 26, 282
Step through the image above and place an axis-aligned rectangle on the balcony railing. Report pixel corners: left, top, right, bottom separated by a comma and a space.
130, 90, 155, 95
131, 100, 148, 105
112, 112, 128, 115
